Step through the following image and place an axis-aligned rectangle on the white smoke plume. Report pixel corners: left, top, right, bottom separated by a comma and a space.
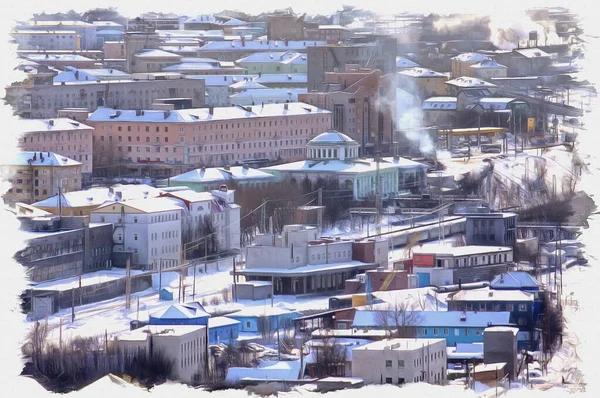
488, 9, 563, 50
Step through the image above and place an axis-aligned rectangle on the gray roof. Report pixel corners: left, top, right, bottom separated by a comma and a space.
4, 151, 80, 167
309, 130, 357, 145
490, 272, 541, 289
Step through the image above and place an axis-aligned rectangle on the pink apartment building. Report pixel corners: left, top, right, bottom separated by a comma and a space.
86, 103, 332, 178
18, 118, 94, 181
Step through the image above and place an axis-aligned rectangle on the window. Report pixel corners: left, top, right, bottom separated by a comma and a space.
465, 329, 471, 336
422, 328, 428, 336
398, 360, 405, 369
475, 329, 482, 336
385, 377, 393, 384
454, 329, 460, 336
385, 360, 392, 368
443, 328, 449, 336
246, 321, 251, 329
519, 304, 527, 312
134, 234, 138, 241
134, 216, 138, 223
433, 328, 439, 336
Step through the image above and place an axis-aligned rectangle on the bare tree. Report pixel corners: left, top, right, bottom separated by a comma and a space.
257, 315, 273, 342
311, 334, 347, 378
375, 298, 422, 338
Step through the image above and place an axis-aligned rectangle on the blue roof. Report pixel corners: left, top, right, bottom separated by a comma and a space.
490, 272, 541, 290
352, 310, 512, 328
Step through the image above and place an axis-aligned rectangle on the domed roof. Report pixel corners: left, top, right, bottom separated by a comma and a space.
309, 130, 358, 145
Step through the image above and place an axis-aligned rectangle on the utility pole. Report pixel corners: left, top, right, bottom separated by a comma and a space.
125, 258, 131, 310
192, 260, 197, 301
260, 198, 267, 233
375, 130, 382, 235
233, 256, 238, 303
159, 259, 162, 291
71, 289, 75, 322
136, 297, 140, 321
78, 275, 82, 307
277, 316, 281, 361
317, 187, 323, 234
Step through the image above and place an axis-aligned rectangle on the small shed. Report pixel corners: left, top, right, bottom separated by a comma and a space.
149, 303, 211, 326
473, 362, 507, 383
236, 281, 272, 300
159, 288, 174, 301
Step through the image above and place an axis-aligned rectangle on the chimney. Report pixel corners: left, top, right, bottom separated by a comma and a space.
458, 279, 462, 290
163, 110, 170, 119
284, 103, 288, 111
48, 119, 54, 127
208, 107, 214, 115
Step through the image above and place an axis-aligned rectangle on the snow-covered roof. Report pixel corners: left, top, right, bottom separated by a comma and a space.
236, 51, 305, 64
87, 103, 330, 123
490, 272, 541, 289
18, 118, 92, 133
470, 60, 507, 69
92, 21, 124, 28
229, 80, 268, 90
446, 76, 497, 88
396, 56, 419, 69
229, 88, 307, 99
413, 244, 512, 256
135, 49, 182, 59
189, 74, 255, 86
353, 338, 445, 352
484, 326, 519, 335
225, 360, 302, 384
228, 306, 299, 318
4, 151, 80, 167
26, 53, 95, 62
476, 97, 521, 110
53, 67, 131, 83
352, 310, 512, 328
199, 40, 326, 52
169, 166, 276, 184
96, 29, 125, 36
474, 362, 507, 373
447, 343, 484, 360
208, 316, 240, 328
452, 52, 491, 63
261, 159, 402, 175
150, 303, 211, 320
514, 48, 549, 58
254, 73, 307, 84
399, 67, 447, 78
162, 62, 242, 72
240, 260, 377, 277
24, 20, 94, 27
422, 97, 458, 110
32, 269, 142, 291
449, 287, 534, 302
79, 374, 135, 393
92, 197, 184, 214
32, 185, 161, 208
309, 130, 357, 145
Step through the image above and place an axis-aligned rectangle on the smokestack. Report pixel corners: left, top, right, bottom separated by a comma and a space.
208, 107, 214, 115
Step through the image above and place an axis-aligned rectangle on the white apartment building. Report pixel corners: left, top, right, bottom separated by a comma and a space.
159, 188, 243, 253
90, 197, 184, 270
116, 325, 208, 384
16, 20, 98, 49
351, 338, 447, 385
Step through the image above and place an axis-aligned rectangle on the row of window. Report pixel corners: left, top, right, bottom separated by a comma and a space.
150, 244, 180, 256
24, 133, 89, 143
455, 302, 528, 312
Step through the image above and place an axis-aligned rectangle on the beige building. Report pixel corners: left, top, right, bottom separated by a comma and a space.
18, 118, 94, 180
351, 338, 447, 385
1, 151, 82, 205
86, 103, 332, 178
451, 53, 491, 78
132, 49, 183, 73
5, 74, 205, 119
116, 325, 208, 384
397, 68, 449, 99
103, 41, 125, 59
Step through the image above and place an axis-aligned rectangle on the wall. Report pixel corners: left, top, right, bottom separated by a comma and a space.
483, 329, 518, 380
152, 327, 207, 384
452, 263, 513, 284
351, 340, 447, 384
416, 326, 485, 347
103, 41, 125, 59
13, 32, 79, 51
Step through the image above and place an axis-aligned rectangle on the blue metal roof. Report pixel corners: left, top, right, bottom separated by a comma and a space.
490, 272, 541, 290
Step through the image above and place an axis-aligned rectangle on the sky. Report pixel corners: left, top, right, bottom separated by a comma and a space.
1, 1, 600, 397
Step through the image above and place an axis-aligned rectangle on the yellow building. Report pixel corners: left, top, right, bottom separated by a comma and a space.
1, 151, 82, 205
397, 68, 449, 99
451, 52, 491, 78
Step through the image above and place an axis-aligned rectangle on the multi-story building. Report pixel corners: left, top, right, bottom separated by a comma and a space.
15, 215, 113, 282
303, 25, 352, 43
11, 30, 79, 50
1, 151, 82, 205
196, 39, 326, 62
261, 131, 428, 200
299, 67, 396, 153
89, 197, 184, 270
126, 13, 184, 32
237, 224, 388, 295
16, 20, 98, 49
159, 187, 241, 253
86, 103, 331, 178
229, 88, 307, 106
451, 52, 492, 78
396, 68, 449, 99
267, 13, 317, 40
235, 51, 307, 74
351, 338, 447, 385
5, 74, 205, 119
306, 38, 397, 91
116, 325, 208, 384
103, 41, 125, 60
465, 212, 518, 247
17, 118, 94, 180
